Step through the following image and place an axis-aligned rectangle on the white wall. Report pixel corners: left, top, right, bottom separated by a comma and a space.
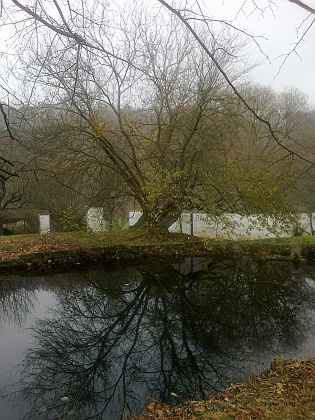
38, 214, 50, 234
129, 211, 314, 239
87, 207, 109, 232
129, 211, 143, 227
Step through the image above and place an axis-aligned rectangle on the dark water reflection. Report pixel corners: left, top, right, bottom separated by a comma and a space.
1, 256, 315, 419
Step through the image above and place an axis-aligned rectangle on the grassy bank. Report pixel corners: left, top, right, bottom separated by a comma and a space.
1, 229, 315, 264
0, 228, 197, 256
0, 228, 207, 273
136, 358, 315, 419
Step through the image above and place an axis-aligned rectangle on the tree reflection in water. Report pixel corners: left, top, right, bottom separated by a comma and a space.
7, 257, 315, 419
0, 277, 43, 327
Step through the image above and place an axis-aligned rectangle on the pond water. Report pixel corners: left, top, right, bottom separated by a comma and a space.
1, 256, 315, 419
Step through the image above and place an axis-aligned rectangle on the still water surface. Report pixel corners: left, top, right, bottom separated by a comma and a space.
1, 256, 315, 419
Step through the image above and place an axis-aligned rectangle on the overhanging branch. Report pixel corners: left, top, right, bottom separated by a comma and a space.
287, 0, 315, 15
157, 0, 314, 165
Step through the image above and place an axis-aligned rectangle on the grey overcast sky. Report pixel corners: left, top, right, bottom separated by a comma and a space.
0, 0, 314, 105
206, 0, 315, 106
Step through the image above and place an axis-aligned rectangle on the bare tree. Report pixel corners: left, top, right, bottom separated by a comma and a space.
1, 0, 313, 159
7, 4, 258, 228
0, 0, 313, 230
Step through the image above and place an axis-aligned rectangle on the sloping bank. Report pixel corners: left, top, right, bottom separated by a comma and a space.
1, 236, 315, 274
0, 241, 208, 274
136, 358, 315, 419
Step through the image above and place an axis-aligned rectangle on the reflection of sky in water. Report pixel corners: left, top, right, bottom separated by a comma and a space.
1, 259, 315, 419
0, 291, 57, 420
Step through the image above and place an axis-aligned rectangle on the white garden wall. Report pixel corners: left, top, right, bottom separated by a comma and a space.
129, 211, 315, 239
86, 207, 109, 232
38, 214, 50, 234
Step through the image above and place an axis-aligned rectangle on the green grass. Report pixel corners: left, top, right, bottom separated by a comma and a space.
0, 228, 197, 262
1, 229, 315, 263
0, 229, 171, 250
241, 236, 315, 245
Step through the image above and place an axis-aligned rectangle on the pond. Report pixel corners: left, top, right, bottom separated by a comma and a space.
1, 256, 315, 419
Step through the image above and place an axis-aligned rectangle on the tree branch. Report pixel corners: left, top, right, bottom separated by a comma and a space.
0, 103, 18, 143
157, 0, 314, 165
10, 0, 89, 45
287, 0, 315, 15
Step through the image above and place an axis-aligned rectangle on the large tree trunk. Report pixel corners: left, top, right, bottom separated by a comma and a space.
131, 207, 181, 231
156, 213, 181, 228
132, 212, 149, 228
